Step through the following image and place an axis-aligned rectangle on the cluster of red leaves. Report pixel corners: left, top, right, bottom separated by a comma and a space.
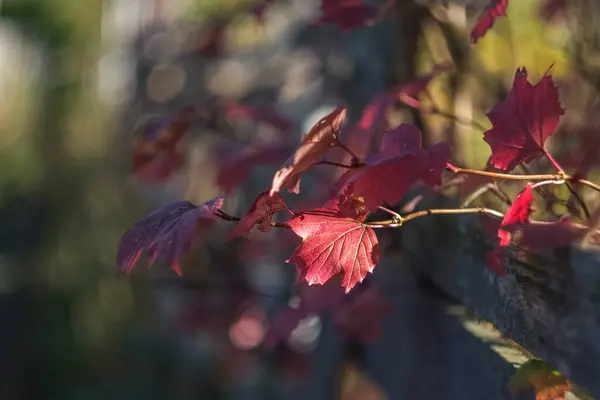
120, 62, 597, 294
120, 99, 450, 292
119, 0, 600, 362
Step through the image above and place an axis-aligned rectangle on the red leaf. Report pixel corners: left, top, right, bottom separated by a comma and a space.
286, 212, 380, 293
132, 107, 196, 182
117, 197, 223, 275
339, 124, 450, 211
270, 106, 347, 196
487, 185, 534, 275
379, 123, 422, 156
315, 0, 378, 32
393, 62, 453, 109
322, 185, 370, 222
227, 192, 288, 239
483, 67, 564, 172
504, 217, 585, 248
216, 143, 292, 194
470, 0, 509, 44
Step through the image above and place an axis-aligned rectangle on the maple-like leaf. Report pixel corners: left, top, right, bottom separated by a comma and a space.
132, 107, 196, 182
116, 197, 223, 275
393, 62, 453, 109
227, 192, 288, 239
483, 67, 564, 172
315, 0, 378, 32
510, 359, 569, 400
470, 0, 509, 44
339, 124, 450, 211
215, 143, 291, 194
286, 211, 379, 293
487, 185, 533, 275
270, 105, 347, 196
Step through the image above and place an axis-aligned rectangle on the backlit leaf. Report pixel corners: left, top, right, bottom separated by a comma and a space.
470, 0, 509, 44
270, 106, 347, 196
286, 211, 379, 293
117, 197, 223, 275
483, 67, 564, 172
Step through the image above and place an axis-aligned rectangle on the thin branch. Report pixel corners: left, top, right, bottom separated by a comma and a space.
423, 106, 489, 132
446, 163, 560, 181
215, 210, 289, 228
575, 178, 600, 193
335, 141, 364, 167
531, 179, 565, 190
377, 205, 402, 219
316, 160, 362, 169
367, 207, 504, 228
544, 150, 566, 175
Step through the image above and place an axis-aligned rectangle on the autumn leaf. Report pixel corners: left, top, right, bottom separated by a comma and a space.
215, 143, 292, 194
487, 185, 534, 275
470, 0, 509, 44
270, 105, 347, 196
227, 192, 288, 239
379, 123, 422, 157
117, 197, 223, 276
339, 124, 450, 211
286, 210, 379, 293
393, 62, 453, 109
315, 0, 378, 32
510, 359, 569, 400
483, 67, 564, 172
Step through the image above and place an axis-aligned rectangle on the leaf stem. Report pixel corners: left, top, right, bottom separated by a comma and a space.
316, 159, 362, 169
335, 141, 364, 167
545, 150, 566, 175
215, 209, 289, 228
446, 162, 600, 195
446, 163, 560, 180
530, 179, 565, 190
367, 207, 504, 228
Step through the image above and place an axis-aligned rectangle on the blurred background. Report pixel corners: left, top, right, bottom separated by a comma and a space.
0, 0, 597, 399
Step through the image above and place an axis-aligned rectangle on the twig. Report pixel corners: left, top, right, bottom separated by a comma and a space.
316, 160, 362, 169
367, 207, 504, 228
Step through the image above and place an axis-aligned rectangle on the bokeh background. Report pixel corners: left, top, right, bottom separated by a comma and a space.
0, 0, 597, 399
